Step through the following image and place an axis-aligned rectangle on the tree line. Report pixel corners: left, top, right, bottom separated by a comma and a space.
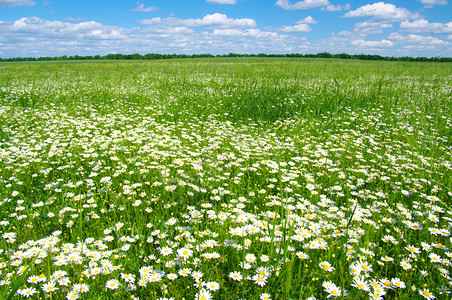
1, 52, 451, 63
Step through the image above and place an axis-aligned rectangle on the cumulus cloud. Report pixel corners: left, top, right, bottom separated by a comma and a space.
0, 0, 34, 7
6, 17, 124, 39
139, 13, 256, 29
206, 0, 236, 4
0, 16, 297, 57
299, 16, 318, 24
274, 23, 312, 32
344, 2, 420, 22
400, 19, 452, 34
267, 16, 317, 32
388, 32, 448, 45
351, 39, 394, 48
130, 3, 159, 12
275, 0, 329, 10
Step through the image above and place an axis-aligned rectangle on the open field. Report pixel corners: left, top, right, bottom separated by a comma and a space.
0, 58, 452, 299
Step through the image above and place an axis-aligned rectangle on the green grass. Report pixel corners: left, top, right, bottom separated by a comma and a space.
0, 58, 451, 300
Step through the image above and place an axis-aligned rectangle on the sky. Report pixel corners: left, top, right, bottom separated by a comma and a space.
0, 0, 451, 58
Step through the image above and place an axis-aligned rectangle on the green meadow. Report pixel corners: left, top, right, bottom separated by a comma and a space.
0, 58, 451, 299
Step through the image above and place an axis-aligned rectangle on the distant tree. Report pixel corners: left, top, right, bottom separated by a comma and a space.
316, 52, 332, 58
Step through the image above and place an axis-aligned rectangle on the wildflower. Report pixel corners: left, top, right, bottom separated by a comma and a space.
391, 278, 406, 289
17, 287, 37, 298
351, 277, 370, 291
438, 286, 450, 294
319, 261, 334, 272
322, 281, 347, 298
149, 272, 163, 283
419, 289, 435, 299
195, 288, 212, 300
245, 253, 256, 263
204, 281, 220, 291
259, 254, 269, 262
256, 267, 270, 277
179, 268, 191, 277
192, 271, 203, 281
177, 247, 193, 259
252, 274, 267, 287
229, 271, 243, 281
429, 253, 442, 264
406, 245, 420, 255
369, 291, 384, 300
58, 277, 71, 286
380, 278, 392, 290
106, 279, 120, 290
357, 260, 373, 273
421, 242, 432, 251
296, 251, 309, 259
260, 293, 272, 300
380, 256, 394, 263
42, 282, 58, 293
400, 261, 412, 270
66, 291, 79, 300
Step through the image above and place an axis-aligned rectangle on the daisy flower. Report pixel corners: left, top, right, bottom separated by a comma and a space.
106, 279, 120, 290
260, 293, 272, 300
391, 278, 406, 289
66, 291, 79, 300
204, 281, 220, 291
177, 247, 193, 259
17, 287, 37, 298
42, 282, 58, 293
229, 271, 243, 281
351, 277, 370, 291
319, 261, 334, 272
195, 288, 212, 300
252, 274, 267, 287
419, 289, 435, 300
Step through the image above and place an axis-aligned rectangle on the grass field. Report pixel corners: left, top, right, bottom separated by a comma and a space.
0, 58, 451, 299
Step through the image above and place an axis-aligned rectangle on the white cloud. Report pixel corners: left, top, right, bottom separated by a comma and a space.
400, 19, 452, 34
355, 21, 392, 29
322, 3, 351, 11
212, 28, 278, 38
351, 39, 394, 47
185, 13, 255, 28
131, 3, 159, 12
275, 0, 329, 10
0, 0, 34, 7
7, 17, 124, 39
140, 13, 256, 29
266, 16, 317, 32
419, 0, 448, 8
206, 0, 236, 4
0, 17, 297, 57
344, 2, 420, 22
275, 23, 312, 32
388, 32, 448, 45
298, 16, 317, 24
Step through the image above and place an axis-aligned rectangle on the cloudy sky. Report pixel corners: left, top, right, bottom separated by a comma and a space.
0, 0, 451, 58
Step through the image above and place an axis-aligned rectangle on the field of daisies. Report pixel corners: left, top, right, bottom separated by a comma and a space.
0, 58, 451, 300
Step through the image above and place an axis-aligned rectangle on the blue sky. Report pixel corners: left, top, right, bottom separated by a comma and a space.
0, 0, 451, 58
